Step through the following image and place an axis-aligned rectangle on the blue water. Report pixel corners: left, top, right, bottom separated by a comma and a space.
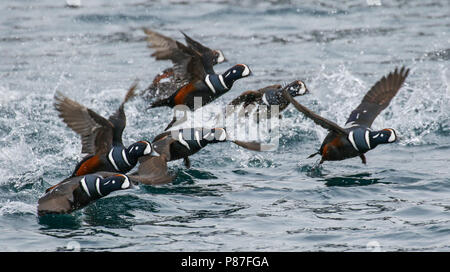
0, 0, 449, 251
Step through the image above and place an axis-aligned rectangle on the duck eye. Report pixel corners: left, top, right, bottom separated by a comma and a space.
232, 70, 236, 73
135, 146, 139, 150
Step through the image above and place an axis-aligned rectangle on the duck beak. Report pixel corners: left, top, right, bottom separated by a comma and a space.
151, 149, 160, 157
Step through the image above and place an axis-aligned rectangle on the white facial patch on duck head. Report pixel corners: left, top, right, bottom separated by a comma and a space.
240, 64, 251, 77
387, 129, 397, 142
216, 128, 227, 141
297, 82, 307, 95
120, 175, 130, 189
143, 141, 152, 155
216, 50, 225, 63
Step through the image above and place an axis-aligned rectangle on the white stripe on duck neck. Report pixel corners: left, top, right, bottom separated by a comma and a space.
218, 75, 228, 90
108, 148, 120, 171
205, 75, 216, 94
178, 132, 191, 150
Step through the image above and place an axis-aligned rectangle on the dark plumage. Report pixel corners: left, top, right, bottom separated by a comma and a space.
142, 28, 226, 100
227, 80, 309, 119
129, 127, 262, 185
38, 172, 134, 216
142, 29, 251, 131
283, 67, 410, 164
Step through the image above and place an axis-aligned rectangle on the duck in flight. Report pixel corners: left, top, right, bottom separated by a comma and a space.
143, 29, 251, 131
130, 127, 263, 185
142, 28, 226, 100
283, 67, 410, 164
52, 81, 156, 179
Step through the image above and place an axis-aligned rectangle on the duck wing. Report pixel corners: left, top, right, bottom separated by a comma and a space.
54, 92, 114, 155
143, 28, 207, 85
181, 31, 216, 72
282, 90, 348, 135
345, 66, 409, 128
107, 80, 139, 142
130, 155, 175, 185
228, 90, 262, 107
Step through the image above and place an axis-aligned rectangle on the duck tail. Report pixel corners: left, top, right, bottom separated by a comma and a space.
307, 151, 320, 159
149, 97, 172, 109
232, 140, 263, 152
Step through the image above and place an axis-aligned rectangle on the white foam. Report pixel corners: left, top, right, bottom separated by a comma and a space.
0, 201, 36, 216
66, 0, 81, 8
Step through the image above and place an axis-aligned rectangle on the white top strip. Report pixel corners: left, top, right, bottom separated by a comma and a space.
204, 75, 216, 94
261, 93, 270, 106
108, 149, 120, 171
121, 149, 131, 167
365, 130, 371, 149
80, 177, 91, 197
218, 75, 228, 90
121, 176, 130, 189
178, 132, 190, 150
348, 131, 359, 151
95, 177, 103, 196
195, 130, 202, 147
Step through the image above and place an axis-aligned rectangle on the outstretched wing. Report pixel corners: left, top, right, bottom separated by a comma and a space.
345, 66, 410, 128
282, 90, 348, 135
54, 92, 114, 155
181, 31, 217, 70
143, 28, 207, 85
181, 31, 212, 55
130, 155, 175, 185
107, 80, 139, 142
258, 84, 282, 93
228, 90, 261, 107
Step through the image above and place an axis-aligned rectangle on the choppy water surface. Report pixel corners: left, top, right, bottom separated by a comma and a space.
0, 0, 449, 251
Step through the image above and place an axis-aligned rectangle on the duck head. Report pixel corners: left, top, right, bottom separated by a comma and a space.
284, 80, 309, 97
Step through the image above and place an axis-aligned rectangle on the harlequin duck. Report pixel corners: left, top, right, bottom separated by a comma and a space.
151, 60, 251, 131
143, 30, 251, 130
142, 28, 226, 100
54, 81, 157, 177
129, 127, 262, 185
227, 80, 309, 118
38, 172, 134, 215
282, 67, 409, 164
150, 62, 251, 109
